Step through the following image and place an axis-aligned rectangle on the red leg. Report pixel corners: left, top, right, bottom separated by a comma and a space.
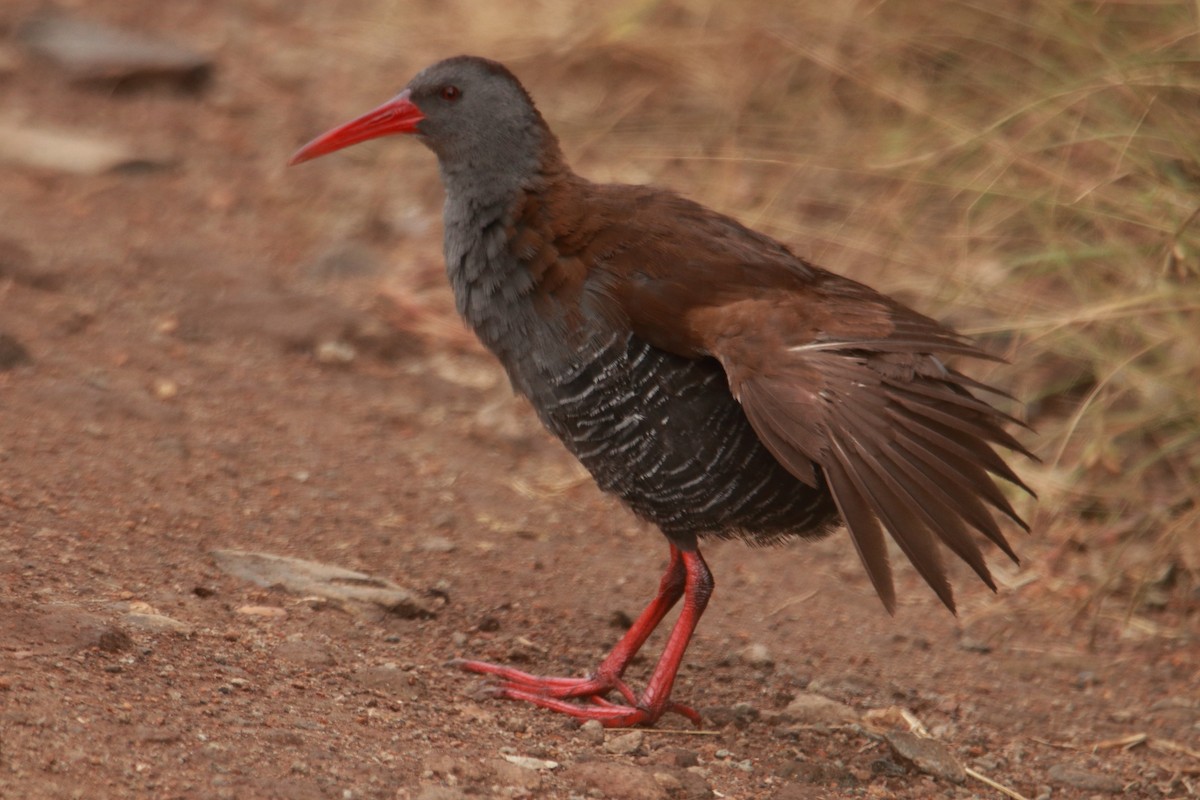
454, 544, 714, 728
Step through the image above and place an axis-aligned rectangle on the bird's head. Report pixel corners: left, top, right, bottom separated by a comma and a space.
289, 55, 551, 173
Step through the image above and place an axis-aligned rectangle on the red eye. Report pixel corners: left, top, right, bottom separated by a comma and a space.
440, 85, 461, 101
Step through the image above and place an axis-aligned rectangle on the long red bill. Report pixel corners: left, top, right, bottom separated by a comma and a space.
288, 90, 425, 166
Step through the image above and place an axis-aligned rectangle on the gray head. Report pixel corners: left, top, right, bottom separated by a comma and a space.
407, 57, 551, 165
289, 55, 558, 187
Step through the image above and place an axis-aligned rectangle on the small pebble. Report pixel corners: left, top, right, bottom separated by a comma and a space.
659, 747, 698, 769
579, 719, 605, 745
958, 636, 992, 654
884, 731, 966, 784
1046, 763, 1124, 793
652, 772, 683, 793
235, 605, 287, 619
314, 339, 356, 364
152, 377, 179, 399
741, 642, 773, 667
419, 536, 457, 553
603, 729, 644, 756
779, 692, 859, 725
501, 754, 559, 771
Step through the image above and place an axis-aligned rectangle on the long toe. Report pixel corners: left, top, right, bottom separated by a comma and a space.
452, 658, 700, 727
453, 658, 621, 701
492, 685, 666, 728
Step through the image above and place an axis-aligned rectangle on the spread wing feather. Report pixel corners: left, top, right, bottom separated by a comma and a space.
724, 325, 1033, 612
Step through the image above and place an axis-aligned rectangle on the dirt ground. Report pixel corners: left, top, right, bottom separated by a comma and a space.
1, 4, 1197, 799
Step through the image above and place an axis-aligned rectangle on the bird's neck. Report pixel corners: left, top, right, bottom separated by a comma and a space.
440, 162, 528, 223
437, 127, 565, 218
439, 139, 573, 377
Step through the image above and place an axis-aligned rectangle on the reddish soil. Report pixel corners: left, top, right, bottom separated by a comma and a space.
1, 4, 1196, 799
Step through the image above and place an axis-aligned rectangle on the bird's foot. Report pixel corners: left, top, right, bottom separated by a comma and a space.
450, 658, 700, 728
451, 658, 636, 702
486, 683, 702, 728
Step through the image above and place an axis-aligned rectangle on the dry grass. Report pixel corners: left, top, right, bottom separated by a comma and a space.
354, 0, 1200, 626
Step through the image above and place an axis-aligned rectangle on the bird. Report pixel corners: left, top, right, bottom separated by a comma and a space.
289, 55, 1034, 728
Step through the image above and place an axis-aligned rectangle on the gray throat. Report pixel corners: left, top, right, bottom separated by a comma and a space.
438, 153, 545, 371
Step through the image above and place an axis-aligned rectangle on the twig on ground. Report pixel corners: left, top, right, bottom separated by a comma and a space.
1089, 732, 1148, 752
766, 589, 818, 617
964, 766, 1032, 800
1152, 738, 1200, 762
900, 708, 931, 738
1029, 736, 1080, 750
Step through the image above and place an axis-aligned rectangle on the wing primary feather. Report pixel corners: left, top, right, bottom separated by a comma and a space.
888, 390, 1031, 458
873, 444, 998, 589
886, 437, 1017, 561
886, 405, 1034, 498
832, 393, 998, 585
837, 437, 956, 611
945, 368, 1024, 405
823, 454, 897, 613
887, 411, 1029, 547
885, 377, 1027, 430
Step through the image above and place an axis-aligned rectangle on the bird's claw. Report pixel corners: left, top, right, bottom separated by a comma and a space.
451, 658, 701, 728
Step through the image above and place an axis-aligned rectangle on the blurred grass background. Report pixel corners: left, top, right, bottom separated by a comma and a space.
299, 0, 1200, 632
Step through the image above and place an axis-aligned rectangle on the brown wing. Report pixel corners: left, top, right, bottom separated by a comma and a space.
559, 182, 1034, 613
706, 291, 1034, 613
